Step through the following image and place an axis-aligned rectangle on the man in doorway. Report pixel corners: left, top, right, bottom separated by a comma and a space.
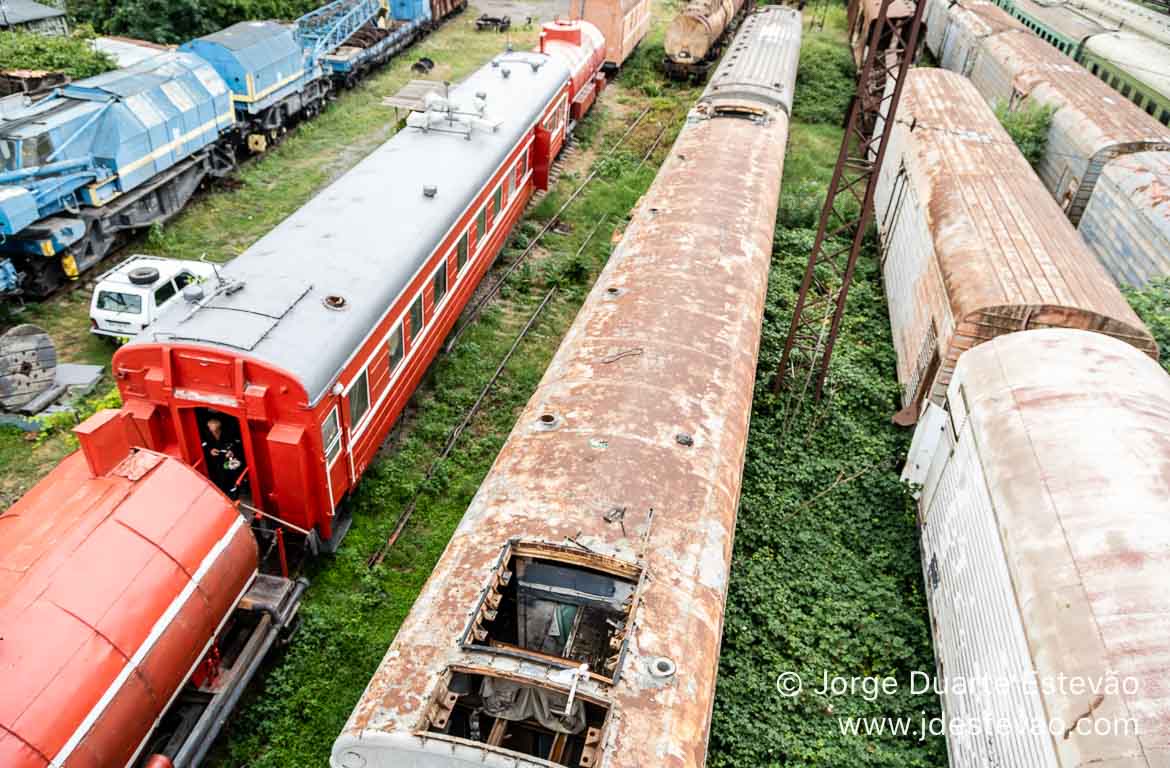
203, 416, 246, 499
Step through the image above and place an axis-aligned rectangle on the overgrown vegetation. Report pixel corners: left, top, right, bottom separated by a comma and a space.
0, 27, 116, 78
1124, 276, 1170, 372
995, 101, 1055, 170
791, 28, 855, 125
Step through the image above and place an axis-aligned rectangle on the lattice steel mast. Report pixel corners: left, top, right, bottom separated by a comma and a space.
775, 0, 926, 399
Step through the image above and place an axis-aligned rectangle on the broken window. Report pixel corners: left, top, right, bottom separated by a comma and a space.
462, 542, 639, 681
424, 668, 607, 768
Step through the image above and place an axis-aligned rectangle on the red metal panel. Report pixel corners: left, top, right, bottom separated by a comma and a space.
0, 422, 256, 768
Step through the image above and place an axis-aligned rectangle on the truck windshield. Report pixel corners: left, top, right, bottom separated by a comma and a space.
96, 290, 143, 314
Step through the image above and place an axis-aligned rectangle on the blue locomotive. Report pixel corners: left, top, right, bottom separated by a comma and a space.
0, 0, 463, 298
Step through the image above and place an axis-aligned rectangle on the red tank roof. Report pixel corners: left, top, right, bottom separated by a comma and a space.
0, 412, 257, 767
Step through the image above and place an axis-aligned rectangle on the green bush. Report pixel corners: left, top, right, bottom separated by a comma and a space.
0, 27, 116, 78
69, 0, 323, 44
791, 35, 855, 125
994, 101, 1055, 170
1123, 276, 1170, 372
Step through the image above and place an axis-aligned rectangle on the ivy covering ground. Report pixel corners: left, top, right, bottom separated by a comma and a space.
1124, 276, 1170, 372
995, 101, 1055, 170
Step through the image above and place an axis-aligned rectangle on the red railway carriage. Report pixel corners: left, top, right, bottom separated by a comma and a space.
110, 26, 604, 547
0, 411, 256, 767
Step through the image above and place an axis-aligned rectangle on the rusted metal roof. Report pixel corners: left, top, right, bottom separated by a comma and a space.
916, 328, 1170, 766
331, 11, 801, 768
969, 31, 1170, 222
874, 68, 1156, 415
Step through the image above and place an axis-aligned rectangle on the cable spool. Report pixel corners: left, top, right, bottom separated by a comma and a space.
0, 324, 58, 411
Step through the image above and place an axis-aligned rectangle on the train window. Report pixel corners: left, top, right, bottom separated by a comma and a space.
322, 409, 341, 463
462, 542, 640, 682
505, 168, 513, 201
1110, 74, 1120, 88
409, 295, 423, 342
433, 262, 447, 304
347, 370, 370, 429
457, 232, 468, 270
425, 669, 608, 767
1121, 83, 1131, 98
388, 324, 404, 372
493, 185, 503, 216
1160, 109, 1170, 126
1146, 101, 1157, 116
476, 207, 487, 247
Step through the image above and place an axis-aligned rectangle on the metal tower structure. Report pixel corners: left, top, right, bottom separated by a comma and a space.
775, 0, 926, 400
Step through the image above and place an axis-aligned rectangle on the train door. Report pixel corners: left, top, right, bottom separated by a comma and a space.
194, 407, 252, 503
321, 405, 349, 509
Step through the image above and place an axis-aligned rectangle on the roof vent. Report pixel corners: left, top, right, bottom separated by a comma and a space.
423, 185, 438, 198
502, 67, 511, 78
323, 294, 348, 310
182, 283, 205, 303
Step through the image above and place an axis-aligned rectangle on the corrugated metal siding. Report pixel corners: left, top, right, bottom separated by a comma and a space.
1078, 151, 1170, 286
919, 411, 1059, 768
924, 0, 953, 56
938, 2, 1026, 75
921, 329, 1170, 767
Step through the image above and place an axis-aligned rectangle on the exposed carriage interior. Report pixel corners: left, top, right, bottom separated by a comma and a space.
463, 544, 639, 680
425, 669, 609, 767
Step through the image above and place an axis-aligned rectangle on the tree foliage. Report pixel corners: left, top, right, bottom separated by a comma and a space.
994, 101, 1055, 170
69, 0, 323, 44
1123, 276, 1170, 373
0, 27, 116, 78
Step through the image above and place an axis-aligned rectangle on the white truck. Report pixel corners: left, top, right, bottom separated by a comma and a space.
89, 256, 219, 340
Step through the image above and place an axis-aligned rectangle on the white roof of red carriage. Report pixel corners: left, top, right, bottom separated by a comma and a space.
133, 51, 570, 404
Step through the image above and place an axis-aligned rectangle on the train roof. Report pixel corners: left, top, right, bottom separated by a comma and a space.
0, 430, 251, 767
1083, 32, 1170, 104
134, 50, 570, 405
332, 14, 799, 768
1008, 0, 1113, 40
954, 0, 1028, 36
699, 6, 801, 115
878, 69, 1156, 396
981, 32, 1170, 151
936, 329, 1170, 762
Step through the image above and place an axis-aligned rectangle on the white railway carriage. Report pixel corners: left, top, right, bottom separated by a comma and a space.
903, 328, 1170, 767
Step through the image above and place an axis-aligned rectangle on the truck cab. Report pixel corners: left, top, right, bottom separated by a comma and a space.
90, 255, 219, 340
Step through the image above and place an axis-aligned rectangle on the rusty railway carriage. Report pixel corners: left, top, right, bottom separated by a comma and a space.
901, 329, 1170, 767
848, 0, 916, 67
921, 0, 1170, 286
330, 8, 801, 768
109, 22, 606, 547
569, 0, 651, 70
873, 69, 1156, 422
0, 410, 303, 768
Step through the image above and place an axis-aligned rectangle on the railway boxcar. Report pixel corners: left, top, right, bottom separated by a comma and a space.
1078, 151, 1170, 287
873, 68, 1155, 421
569, 0, 651, 70
965, 29, 1170, 223
0, 409, 303, 768
110, 27, 602, 549
995, 0, 1107, 56
924, 0, 1026, 75
902, 329, 1170, 767
330, 8, 801, 768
